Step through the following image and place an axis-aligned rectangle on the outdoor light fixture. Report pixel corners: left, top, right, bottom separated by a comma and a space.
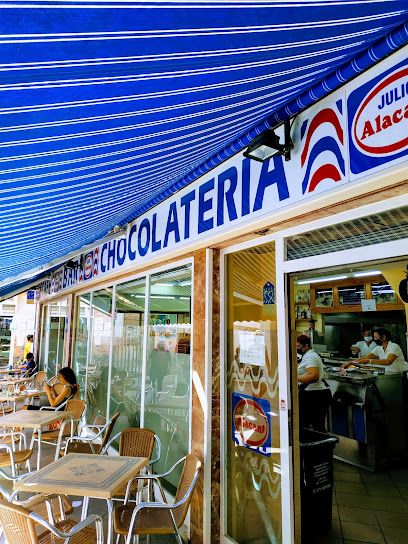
244, 119, 294, 162
65, 259, 78, 270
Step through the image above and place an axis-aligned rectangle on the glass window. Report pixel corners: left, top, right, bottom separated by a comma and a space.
41, 299, 68, 379
144, 265, 192, 491
69, 263, 192, 487
40, 306, 48, 372
88, 287, 113, 420
72, 294, 91, 402
338, 285, 364, 305
225, 242, 282, 543
372, 282, 397, 304
110, 278, 145, 434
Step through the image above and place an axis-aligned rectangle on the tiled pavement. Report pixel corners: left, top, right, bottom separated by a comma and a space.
318, 460, 408, 544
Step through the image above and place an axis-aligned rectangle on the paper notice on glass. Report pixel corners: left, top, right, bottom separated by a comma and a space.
94, 318, 104, 331
237, 330, 266, 366
103, 321, 111, 332
361, 299, 376, 312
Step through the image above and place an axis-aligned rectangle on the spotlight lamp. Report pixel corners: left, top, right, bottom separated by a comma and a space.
65, 259, 78, 270
244, 119, 294, 162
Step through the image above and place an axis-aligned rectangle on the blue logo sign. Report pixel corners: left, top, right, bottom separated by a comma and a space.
263, 282, 275, 305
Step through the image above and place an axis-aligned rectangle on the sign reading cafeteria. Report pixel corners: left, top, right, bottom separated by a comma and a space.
232, 392, 271, 457
38, 45, 408, 298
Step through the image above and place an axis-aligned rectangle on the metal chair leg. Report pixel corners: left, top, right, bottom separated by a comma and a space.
175, 527, 184, 544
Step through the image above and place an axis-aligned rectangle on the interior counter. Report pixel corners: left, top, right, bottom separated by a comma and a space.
323, 363, 408, 470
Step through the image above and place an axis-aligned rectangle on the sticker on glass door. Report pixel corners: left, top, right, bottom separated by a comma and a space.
232, 392, 271, 456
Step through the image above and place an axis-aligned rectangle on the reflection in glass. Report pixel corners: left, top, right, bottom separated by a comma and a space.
144, 265, 192, 490
110, 278, 145, 434
41, 300, 68, 379
68, 265, 192, 491
88, 287, 113, 419
226, 242, 282, 543
372, 282, 397, 304
72, 294, 91, 401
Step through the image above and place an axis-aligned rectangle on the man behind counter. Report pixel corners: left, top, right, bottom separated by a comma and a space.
343, 328, 408, 374
351, 327, 377, 357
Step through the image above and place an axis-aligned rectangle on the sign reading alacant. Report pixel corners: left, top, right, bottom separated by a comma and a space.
232, 392, 272, 457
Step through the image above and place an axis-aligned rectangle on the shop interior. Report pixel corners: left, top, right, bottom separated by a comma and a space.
291, 257, 408, 543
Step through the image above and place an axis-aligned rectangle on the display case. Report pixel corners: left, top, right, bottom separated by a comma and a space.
310, 275, 404, 314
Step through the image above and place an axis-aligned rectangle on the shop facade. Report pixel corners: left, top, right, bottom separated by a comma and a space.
35, 45, 408, 543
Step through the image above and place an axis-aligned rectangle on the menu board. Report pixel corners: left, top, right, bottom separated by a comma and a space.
338, 285, 364, 305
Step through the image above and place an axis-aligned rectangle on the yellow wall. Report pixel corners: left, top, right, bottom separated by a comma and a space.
381, 261, 408, 334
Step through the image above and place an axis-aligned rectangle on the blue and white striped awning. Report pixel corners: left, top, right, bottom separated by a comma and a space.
1, 1, 408, 293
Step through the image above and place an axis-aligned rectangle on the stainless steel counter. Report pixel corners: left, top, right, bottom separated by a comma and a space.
324, 363, 407, 471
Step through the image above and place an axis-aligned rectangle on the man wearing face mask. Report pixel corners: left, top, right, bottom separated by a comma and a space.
351, 327, 377, 357
343, 328, 408, 374
297, 335, 332, 432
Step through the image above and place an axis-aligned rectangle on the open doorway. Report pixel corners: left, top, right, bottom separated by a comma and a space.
289, 257, 408, 544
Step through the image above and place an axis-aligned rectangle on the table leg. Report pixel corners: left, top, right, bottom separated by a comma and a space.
81, 496, 90, 521
37, 428, 42, 471
106, 498, 114, 544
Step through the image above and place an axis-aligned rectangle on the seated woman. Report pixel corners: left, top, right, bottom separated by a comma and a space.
28, 367, 79, 410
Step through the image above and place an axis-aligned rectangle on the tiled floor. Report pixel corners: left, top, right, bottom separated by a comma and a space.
318, 459, 408, 544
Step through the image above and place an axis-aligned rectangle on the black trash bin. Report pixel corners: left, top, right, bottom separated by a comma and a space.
300, 428, 338, 540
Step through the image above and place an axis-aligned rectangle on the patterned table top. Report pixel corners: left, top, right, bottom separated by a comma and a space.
0, 409, 72, 429
14, 453, 149, 499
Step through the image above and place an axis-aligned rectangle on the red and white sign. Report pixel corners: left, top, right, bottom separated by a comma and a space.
233, 396, 269, 448
84, 252, 93, 281
352, 66, 408, 157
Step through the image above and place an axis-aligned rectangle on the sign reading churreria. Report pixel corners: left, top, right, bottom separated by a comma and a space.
39, 45, 408, 298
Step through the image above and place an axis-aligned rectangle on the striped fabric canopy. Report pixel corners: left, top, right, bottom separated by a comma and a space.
1, 0, 408, 290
